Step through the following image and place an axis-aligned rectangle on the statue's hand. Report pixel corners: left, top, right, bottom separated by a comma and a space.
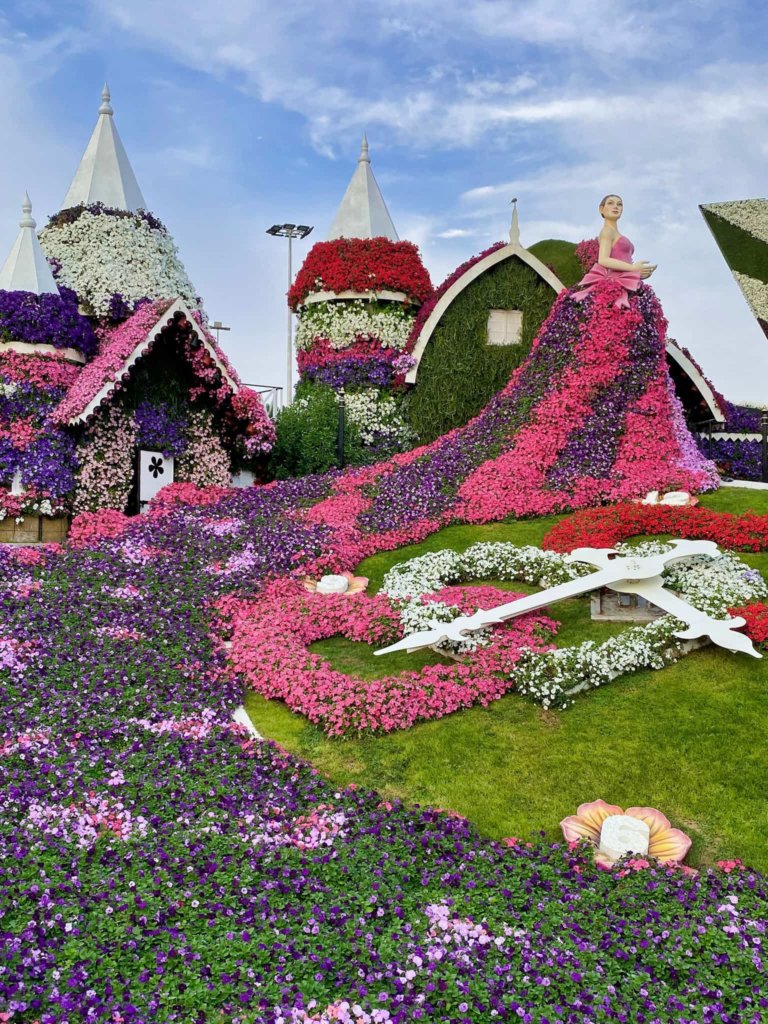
632, 261, 656, 279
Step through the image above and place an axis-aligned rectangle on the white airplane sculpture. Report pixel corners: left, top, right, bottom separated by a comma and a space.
375, 539, 761, 659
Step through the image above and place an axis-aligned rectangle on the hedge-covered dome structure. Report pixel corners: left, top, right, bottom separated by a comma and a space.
405, 208, 570, 443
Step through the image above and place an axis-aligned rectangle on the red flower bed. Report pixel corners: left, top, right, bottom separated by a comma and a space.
542, 503, 768, 553
288, 238, 433, 310
730, 602, 768, 646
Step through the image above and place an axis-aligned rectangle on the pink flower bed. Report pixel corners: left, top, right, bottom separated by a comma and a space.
218, 578, 557, 736
149, 481, 232, 511
69, 508, 132, 548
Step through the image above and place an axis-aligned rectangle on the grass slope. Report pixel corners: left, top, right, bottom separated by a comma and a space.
245, 488, 768, 870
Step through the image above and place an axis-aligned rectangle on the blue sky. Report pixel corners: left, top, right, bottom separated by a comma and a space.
1, 0, 768, 402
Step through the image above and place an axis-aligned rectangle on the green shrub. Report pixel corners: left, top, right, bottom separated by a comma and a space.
268, 382, 365, 479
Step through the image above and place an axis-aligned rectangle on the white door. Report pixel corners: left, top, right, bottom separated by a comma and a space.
139, 450, 174, 511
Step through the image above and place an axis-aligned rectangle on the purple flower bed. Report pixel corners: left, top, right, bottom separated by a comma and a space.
724, 402, 763, 432
697, 436, 763, 480
0, 471, 766, 1021
0, 288, 98, 358
0, 379, 77, 500
302, 355, 398, 390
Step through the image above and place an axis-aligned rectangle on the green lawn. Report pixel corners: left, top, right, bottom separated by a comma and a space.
244, 487, 768, 870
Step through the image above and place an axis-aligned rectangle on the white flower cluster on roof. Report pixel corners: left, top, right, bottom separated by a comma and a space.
702, 199, 768, 246
39, 210, 197, 318
295, 299, 414, 352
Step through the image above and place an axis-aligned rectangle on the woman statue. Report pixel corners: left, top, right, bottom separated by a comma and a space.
449, 193, 720, 519
360, 193, 719, 533
573, 194, 656, 308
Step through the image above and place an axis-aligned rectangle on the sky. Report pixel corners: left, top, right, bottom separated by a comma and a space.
1, 0, 768, 403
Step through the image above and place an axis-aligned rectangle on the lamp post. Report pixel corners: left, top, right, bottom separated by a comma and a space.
266, 223, 314, 403
209, 320, 230, 345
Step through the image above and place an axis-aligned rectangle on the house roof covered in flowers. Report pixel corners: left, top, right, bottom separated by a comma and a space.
61, 84, 147, 213
53, 298, 241, 426
327, 135, 399, 242
0, 194, 59, 296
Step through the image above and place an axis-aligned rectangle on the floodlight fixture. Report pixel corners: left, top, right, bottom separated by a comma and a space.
265, 222, 315, 400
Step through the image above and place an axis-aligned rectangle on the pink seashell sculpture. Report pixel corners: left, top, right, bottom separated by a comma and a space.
560, 799, 692, 868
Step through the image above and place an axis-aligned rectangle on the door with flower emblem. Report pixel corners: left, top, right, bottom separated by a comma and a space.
138, 450, 174, 511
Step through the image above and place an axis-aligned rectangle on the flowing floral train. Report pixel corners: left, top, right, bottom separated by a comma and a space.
294, 276, 718, 570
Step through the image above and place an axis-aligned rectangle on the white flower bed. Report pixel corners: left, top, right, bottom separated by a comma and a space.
702, 199, 768, 247
732, 271, 768, 321
342, 389, 417, 447
383, 541, 767, 707
40, 211, 198, 317
295, 300, 414, 352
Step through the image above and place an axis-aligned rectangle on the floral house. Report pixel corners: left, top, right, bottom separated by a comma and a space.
0, 86, 273, 542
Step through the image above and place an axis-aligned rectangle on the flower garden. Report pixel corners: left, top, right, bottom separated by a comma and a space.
3, 445, 768, 1021
5, 86, 768, 1021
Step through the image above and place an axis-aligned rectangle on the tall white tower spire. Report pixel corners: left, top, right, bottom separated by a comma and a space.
326, 134, 399, 241
0, 194, 59, 295
61, 83, 147, 213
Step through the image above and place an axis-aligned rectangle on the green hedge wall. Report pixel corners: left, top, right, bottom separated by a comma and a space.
407, 255, 560, 443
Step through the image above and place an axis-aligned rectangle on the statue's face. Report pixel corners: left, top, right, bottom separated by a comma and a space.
600, 195, 623, 219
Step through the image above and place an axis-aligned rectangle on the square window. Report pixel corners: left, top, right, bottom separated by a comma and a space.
487, 309, 523, 346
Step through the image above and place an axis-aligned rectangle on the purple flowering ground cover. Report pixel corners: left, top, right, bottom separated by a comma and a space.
1, 484, 767, 1022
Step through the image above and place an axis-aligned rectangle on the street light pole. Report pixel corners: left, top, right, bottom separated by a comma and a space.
266, 223, 314, 404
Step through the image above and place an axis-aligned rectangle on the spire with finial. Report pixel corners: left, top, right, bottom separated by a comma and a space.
60, 82, 147, 213
326, 133, 398, 241
0, 194, 59, 295
509, 198, 521, 247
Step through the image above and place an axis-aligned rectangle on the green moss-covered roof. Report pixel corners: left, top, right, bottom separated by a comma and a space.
527, 239, 583, 288
408, 255, 558, 442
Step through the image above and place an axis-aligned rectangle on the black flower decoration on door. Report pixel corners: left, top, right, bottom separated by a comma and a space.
148, 456, 165, 479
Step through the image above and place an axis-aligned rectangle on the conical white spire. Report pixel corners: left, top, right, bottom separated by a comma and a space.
61, 83, 147, 213
509, 198, 521, 246
0, 194, 59, 295
326, 134, 399, 241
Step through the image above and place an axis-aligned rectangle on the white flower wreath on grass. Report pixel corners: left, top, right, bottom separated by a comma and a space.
380, 541, 767, 708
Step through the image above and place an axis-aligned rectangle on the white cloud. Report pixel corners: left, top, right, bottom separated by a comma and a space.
435, 228, 476, 238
